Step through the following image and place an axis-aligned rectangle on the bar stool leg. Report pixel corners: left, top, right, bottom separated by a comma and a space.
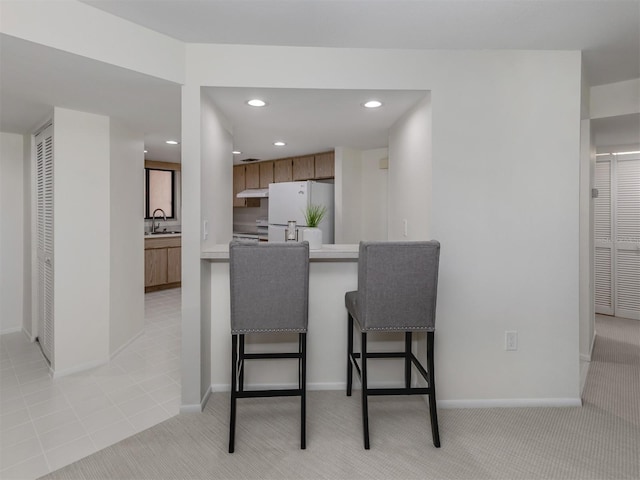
229, 334, 238, 453
427, 331, 441, 448
347, 314, 354, 396
404, 332, 412, 388
361, 331, 370, 449
238, 335, 245, 393
300, 332, 307, 449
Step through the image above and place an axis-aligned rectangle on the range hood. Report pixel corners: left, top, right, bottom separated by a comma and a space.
237, 188, 269, 198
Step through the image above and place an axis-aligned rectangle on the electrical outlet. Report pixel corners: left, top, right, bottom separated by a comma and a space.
403, 219, 408, 237
505, 331, 518, 351
203, 220, 208, 240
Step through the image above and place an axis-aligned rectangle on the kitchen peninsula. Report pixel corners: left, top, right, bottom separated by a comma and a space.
201, 244, 405, 393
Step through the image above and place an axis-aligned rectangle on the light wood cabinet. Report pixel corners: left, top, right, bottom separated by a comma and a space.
235, 151, 333, 192
233, 165, 260, 208
145, 236, 181, 292
314, 151, 335, 179
245, 163, 260, 189
145, 249, 168, 287
259, 161, 274, 188
293, 155, 315, 181
167, 246, 181, 284
233, 165, 246, 207
274, 159, 293, 183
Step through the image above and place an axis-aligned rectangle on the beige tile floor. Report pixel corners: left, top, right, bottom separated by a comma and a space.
0, 288, 181, 479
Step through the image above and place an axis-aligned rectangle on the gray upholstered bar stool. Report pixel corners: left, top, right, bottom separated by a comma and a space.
345, 241, 441, 449
228, 240, 309, 453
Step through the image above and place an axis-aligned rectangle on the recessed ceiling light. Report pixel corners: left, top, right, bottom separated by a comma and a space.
166, 140, 179, 145
247, 99, 267, 107
144, 150, 147, 153
274, 141, 286, 146
233, 150, 242, 155
363, 100, 383, 108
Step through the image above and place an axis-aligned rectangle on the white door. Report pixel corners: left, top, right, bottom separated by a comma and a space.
594, 160, 613, 315
614, 157, 640, 320
35, 124, 54, 363
595, 156, 640, 320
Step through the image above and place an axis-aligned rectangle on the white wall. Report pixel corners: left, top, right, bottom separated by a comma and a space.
429, 55, 581, 403
0, 132, 24, 334
23, 134, 33, 338
334, 147, 362, 243
183, 46, 583, 406
388, 93, 432, 241
335, 146, 388, 243
53, 107, 110, 374
360, 148, 388, 241
201, 94, 233, 248
196, 93, 234, 406
590, 79, 640, 119
0, 0, 184, 84
579, 119, 595, 363
109, 119, 144, 356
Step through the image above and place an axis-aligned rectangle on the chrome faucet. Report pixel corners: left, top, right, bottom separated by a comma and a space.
151, 208, 167, 233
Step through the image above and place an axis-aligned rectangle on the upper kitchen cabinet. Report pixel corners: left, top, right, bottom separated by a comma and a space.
233, 165, 260, 208
314, 151, 335, 179
292, 155, 315, 181
274, 158, 293, 183
259, 161, 274, 188
245, 163, 260, 189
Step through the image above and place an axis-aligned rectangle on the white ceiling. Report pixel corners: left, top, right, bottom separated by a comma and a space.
82, 0, 640, 86
2, 1, 638, 163
204, 88, 428, 162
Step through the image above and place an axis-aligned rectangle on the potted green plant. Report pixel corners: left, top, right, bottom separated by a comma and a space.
302, 204, 327, 250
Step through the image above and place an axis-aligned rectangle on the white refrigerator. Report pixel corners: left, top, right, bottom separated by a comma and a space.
268, 181, 334, 243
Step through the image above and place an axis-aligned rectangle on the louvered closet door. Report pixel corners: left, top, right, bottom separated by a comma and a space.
35, 125, 54, 363
614, 158, 640, 320
595, 160, 613, 315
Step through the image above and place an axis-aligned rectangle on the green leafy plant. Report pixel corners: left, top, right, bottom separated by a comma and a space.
303, 204, 327, 228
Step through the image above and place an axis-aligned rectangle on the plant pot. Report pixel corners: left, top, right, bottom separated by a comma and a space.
302, 227, 322, 250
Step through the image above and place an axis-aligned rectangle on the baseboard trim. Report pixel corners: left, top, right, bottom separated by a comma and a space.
204, 383, 581, 409
210, 382, 346, 393
23, 327, 36, 342
580, 332, 597, 362
110, 330, 144, 360
438, 397, 582, 409
180, 385, 212, 413
0, 326, 23, 335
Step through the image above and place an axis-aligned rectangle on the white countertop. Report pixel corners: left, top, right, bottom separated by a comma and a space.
144, 233, 182, 238
201, 244, 359, 261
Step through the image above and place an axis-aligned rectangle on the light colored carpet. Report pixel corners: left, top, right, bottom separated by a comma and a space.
40, 317, 640, 480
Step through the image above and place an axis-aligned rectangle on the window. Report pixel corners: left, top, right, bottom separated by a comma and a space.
144, 168, 175, 219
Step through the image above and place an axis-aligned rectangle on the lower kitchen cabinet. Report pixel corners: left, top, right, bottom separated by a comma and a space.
145, 236, 181, 292
167, 246, 181, 284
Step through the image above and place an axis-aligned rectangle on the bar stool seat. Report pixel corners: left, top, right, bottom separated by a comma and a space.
346, 241, 441, 449
228, 240, 309, 453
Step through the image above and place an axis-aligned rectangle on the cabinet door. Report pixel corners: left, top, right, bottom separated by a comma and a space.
274, 159, 293, 183
259, 161, 274, 188
293, 155, 314, 181
233, 165, 246, 207
245, 163, 260, 189
145, 248, 167, 287
314, 152, 335, 179
167, 247, 181, 284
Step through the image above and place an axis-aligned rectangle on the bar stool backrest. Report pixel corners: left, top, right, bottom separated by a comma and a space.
357, 241, 440, 332
229, 241, 309, 334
